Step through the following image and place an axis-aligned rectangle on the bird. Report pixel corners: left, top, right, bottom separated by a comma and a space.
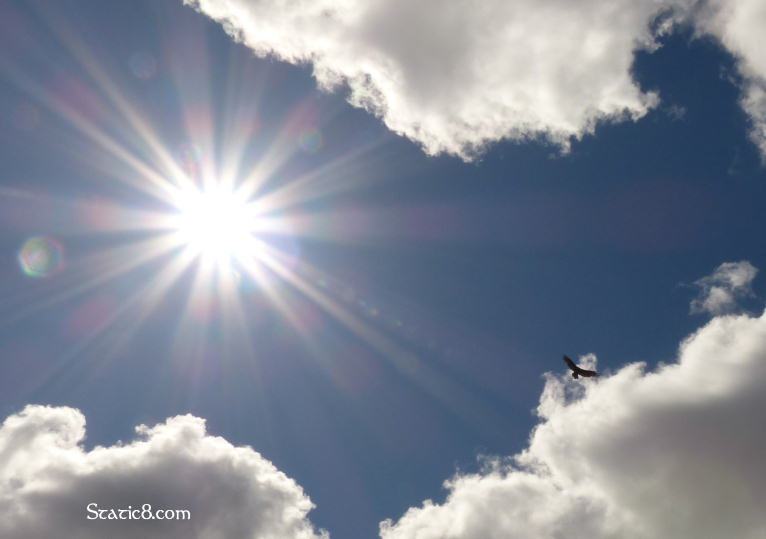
563, 355, 598, 379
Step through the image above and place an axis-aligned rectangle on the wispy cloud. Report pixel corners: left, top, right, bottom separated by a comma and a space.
183, 0, 697, 160
380, 310, 766, 538
0, 406, 327, 539
690, 260, 758, 315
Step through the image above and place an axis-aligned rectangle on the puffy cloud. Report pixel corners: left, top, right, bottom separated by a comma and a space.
695, 0, 766, 158
0, 406, 327, 539
380, 310, 766, 538
183, 0, 698, 160
690, 260, 758, 315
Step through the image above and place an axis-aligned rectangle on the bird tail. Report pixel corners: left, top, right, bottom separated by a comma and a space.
572, 372, 579, 379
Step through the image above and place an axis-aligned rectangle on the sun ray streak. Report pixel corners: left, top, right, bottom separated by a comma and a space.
0, 1, 514, 449
28, 2, 195, 193
167, 258, 228, 396
1, 233, 183, 329
32, 247, 199, 396
0, 190, 178, 237
255, 245, 506, 432
216, 52, 270, 192
163, 28, 218, 188
259, 246, 410, 362
237, 255, 309, 337
0, 58, 179, 203
241, 135, 388, 214
213, 265, 257, 361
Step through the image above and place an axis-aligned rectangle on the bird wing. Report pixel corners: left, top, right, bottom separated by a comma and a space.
564, 355, 599, 377
563, 355, 577, 371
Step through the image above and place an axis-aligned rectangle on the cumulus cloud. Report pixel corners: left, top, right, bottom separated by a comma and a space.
0, 406, 327, 539
695, 0, 766, 158
380, 310, 766, 538
690, 260, 758, 315
183, 0, 700, 160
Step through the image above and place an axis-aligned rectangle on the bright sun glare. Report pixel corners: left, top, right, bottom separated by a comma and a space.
172, 184, 261, 264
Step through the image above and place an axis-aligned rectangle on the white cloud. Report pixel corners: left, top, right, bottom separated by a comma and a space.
0, 406, 327, 539
690, 260, 758, 315
183, 0, 698, 160
695, 0, 766, 159
380, 310, 766, 538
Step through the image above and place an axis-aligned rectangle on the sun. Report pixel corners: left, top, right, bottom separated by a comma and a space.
171, 183, 262, 265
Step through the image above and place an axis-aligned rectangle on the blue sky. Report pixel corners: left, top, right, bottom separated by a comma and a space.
2, 1, 766, 538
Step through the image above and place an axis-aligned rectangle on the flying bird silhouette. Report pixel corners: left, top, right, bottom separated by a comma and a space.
563, 355, 598, 379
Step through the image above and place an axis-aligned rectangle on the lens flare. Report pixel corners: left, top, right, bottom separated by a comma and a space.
18, 236, 64, 278
128, 51, 158, 80
179, 143, 203, 179
298, 129, 322, 153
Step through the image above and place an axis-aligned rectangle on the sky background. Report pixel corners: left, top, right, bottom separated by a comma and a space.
2, 1, 766, 538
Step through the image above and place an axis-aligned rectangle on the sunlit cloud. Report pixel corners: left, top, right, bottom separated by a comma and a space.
0, 405, 328, 539
183, 0, 703, 161
381, 309, 766, 538
690, 260, 758, 315
184, 0, 766, 162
